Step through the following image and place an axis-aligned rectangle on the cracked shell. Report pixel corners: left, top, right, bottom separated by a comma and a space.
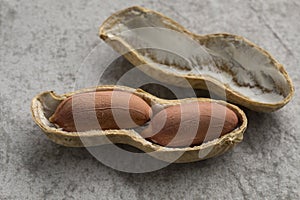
31, 85, 247, 163
99, 6, 294, 112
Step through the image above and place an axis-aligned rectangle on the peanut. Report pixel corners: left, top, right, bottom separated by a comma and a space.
49, 90, 151, 132
141, 102, 238, 147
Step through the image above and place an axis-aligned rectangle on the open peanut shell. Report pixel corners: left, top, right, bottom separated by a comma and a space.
99, 6, 294, 112
31, 85, 247, 163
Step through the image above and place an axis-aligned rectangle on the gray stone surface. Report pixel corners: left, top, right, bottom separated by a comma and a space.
1, 0, 299, 199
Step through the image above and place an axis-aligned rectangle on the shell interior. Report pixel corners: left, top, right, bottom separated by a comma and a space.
102, 7, 292, 105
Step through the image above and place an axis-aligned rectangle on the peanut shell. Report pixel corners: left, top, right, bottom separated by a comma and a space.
31, 85, 247, 163
99, 6, 294, 112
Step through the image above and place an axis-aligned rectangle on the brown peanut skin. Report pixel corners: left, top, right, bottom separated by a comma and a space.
49, 91, 151, 132
141, 102, 239, 147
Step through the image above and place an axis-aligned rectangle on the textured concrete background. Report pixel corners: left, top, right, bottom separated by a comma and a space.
1, 0, 299, 199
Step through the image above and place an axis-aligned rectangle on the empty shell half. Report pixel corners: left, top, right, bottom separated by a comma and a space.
99, 6, 294, 112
